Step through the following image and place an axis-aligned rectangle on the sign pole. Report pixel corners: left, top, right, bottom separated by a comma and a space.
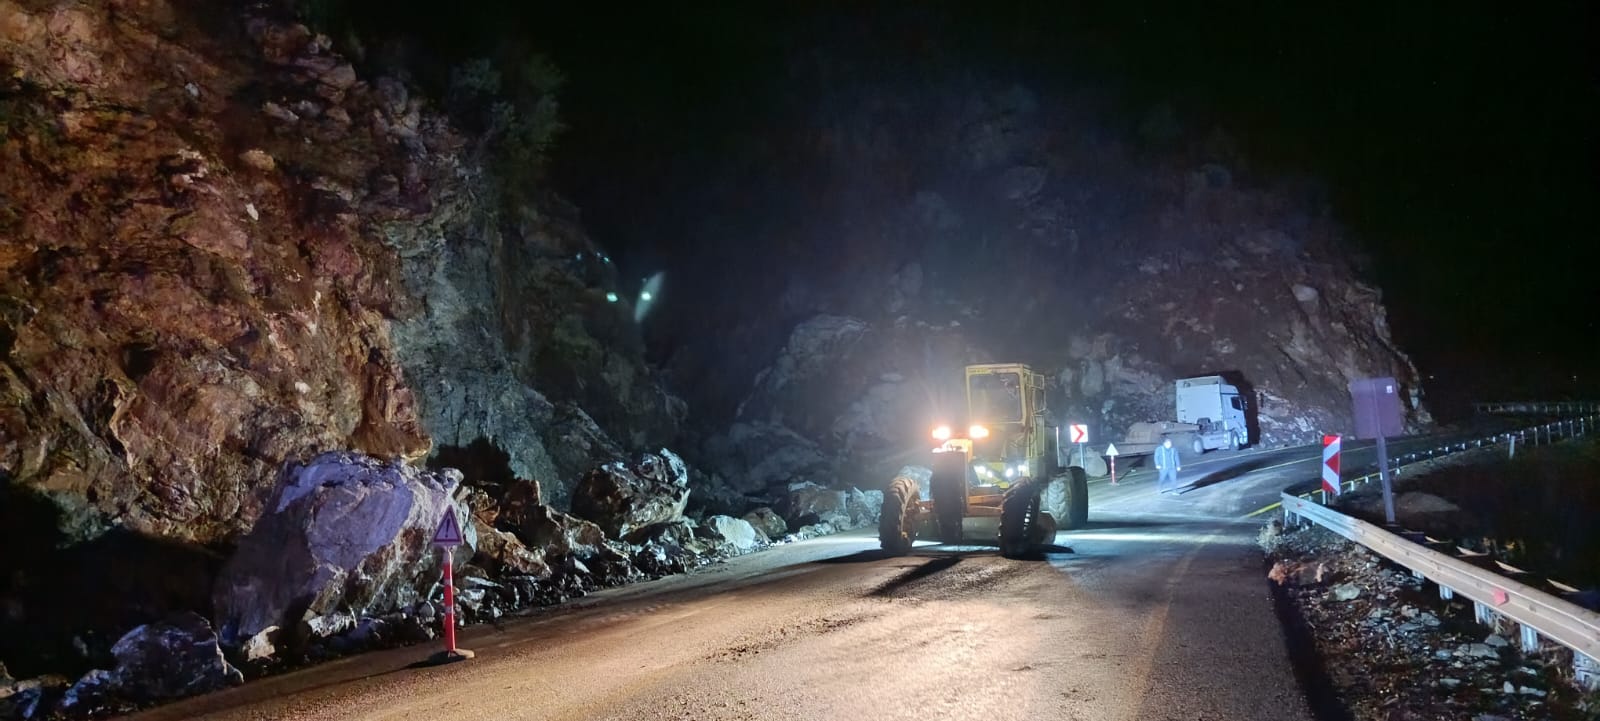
1370, 398, 1396, 525
441, 548, 458, 653
1104, 443, 1119, 485
426, 506, 474, 664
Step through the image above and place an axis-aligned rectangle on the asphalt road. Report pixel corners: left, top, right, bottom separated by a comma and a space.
125, 435, 1469, 721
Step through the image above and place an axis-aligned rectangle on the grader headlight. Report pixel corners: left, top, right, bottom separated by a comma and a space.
968, 424, 990, 439
932, 425, 952, 441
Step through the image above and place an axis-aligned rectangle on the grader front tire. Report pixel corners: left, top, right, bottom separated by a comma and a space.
999, 478, 1042, 558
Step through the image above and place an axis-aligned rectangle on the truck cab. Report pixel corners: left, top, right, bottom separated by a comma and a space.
1175, 376, 1249, 451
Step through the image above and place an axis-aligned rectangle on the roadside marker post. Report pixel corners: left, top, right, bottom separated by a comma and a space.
427, 506, 474, 664
1321, 435, 1341, 497
1105, 443, 1119, 485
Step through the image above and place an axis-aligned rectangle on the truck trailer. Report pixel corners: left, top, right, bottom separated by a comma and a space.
1112, 376, 1250, 459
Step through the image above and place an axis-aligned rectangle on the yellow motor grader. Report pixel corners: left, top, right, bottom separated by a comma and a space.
879, 363, 1090, 557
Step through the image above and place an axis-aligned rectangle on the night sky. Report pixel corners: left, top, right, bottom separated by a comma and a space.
350, 0, 1599, 410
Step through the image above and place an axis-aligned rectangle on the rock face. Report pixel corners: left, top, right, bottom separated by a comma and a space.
0, 0, 443, 551
570, 449, 691, 540
689, 69, 1430, 491
212, 452, 465, 647
0, 0, 699, 691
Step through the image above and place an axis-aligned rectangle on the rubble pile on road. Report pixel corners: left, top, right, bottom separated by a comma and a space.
1261, 521, 1598, 720
0, 448, 883, 720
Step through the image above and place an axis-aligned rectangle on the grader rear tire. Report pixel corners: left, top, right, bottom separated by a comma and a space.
999, 478, 1041, 558
1062, 465, 1089, 530
879, 476, 920, 555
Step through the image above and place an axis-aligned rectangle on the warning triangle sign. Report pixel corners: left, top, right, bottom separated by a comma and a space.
433, 507, 464, 547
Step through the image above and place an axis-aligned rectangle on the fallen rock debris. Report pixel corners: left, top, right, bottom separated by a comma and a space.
1260, 520, 1599, 720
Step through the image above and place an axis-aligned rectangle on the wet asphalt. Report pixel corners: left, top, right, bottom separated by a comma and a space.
123, 436, 1469, 721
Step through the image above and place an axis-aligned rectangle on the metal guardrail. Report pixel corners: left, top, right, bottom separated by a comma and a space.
1313, 414, 1597, 502
1278, 412, 1600, 688
1473, 401, 1600, 416
1282, 493, 1600, 688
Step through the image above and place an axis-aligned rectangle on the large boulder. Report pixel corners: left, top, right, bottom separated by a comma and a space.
510, 505, 607, 559
782, 482, 849, 529
470, 519, 551, 578
843, 488, 884, 528
701, 516, 764, 553
570, 448, 691, 539
742, 507, 788, 539
211, 452, 466, 647
60, 612, 241, 713
630, 520, 718, 578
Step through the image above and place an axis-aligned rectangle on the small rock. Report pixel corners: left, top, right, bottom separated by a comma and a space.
239, 148, 277, 172
1484, 633, 1509, 647
262, 101, 299, 124
1461, 643, 1499, 659
184, 82, 200, 97
1331, 584, 1361, 601
245, 203, 259, 221
1517, 686, 1545, 697
1439, 678, 1461, 688
242, 625, 280, 662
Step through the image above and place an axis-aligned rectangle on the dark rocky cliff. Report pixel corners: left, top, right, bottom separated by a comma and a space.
0, 0, 684, 685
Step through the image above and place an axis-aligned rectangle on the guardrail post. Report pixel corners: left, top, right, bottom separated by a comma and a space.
1439, 585, 1454, 600
1474, 601, 1493, 627
1520, 625, 1541, 653
1578, 652, 1600, 690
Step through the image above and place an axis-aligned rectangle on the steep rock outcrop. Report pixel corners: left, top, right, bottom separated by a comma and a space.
0, 0, 692, 683
0, 1, 438, 546
695, 78, 1428, 489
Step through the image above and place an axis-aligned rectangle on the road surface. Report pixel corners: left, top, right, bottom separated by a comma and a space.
125, 434, 1469, 721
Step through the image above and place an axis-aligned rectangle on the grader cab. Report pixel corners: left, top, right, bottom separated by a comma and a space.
879, 363, 1090, 557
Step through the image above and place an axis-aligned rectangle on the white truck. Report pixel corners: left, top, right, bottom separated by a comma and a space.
1114, 376, 1250, 458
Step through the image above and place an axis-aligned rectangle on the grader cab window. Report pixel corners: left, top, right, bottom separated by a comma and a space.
969, 372, 1024, 423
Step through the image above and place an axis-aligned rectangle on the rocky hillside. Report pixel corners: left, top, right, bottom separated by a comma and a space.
678, 70, 1430, 492
0, 0, 694, 691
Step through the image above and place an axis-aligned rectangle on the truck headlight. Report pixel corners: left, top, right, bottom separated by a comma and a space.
969, 425, 990, 439
932, 425, 952, 441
